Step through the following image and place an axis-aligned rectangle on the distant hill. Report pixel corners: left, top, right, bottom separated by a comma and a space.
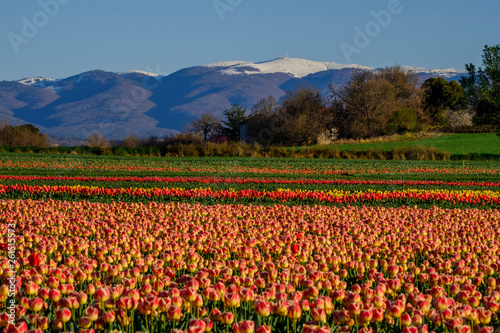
0, 58, 466, 141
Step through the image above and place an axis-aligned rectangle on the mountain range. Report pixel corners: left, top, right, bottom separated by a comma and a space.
0, 58, 466, 142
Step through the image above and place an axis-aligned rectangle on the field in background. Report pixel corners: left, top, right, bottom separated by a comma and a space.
309, 133, 500, 155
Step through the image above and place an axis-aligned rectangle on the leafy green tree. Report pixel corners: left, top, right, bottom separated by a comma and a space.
460, 44, 500, 126
221, 104, 247, 141
422, 77, 466, 125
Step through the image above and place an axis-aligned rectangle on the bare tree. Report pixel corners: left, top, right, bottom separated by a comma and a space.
280, 85, 329, 145
0, 123, 48, 147
85, 131, 111, 148
187, 111, 222, 142
121, 134, 141, 148
329, 67, 422, 138
245, 96, 282, 145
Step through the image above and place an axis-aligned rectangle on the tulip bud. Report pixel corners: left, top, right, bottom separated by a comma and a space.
208, 290, 221, 302
288, 303, 302, 320
400, 313, 412, 327
234, 320, 255, 333
144, 295, 159, 311
94, 317, 105, 331
0, 285, 9, 297
372, 308, 384, 323
221, 311, 235, 325
37, 316, 49, 330
166, 305, 183, 322
433, 296, 449, 311
85, 284, 96, 296
55, 308, 72, 323
210, 308, 222, 322
478, 309, 492, 325
171, 296, 183, 308
78, 317, 93, 329
140, 283, 152, 296
117, 309, 130, 327
38, 288, 49, 300
224, 292, 240, 308
127, 288, 141, 300
188, 319, 206, 333
256, 325, 271, 333
6, 321, 28, 333
348, 302, 361, 316
84, 306, 99, 321
25, 281, 39, 296
47, 276, 59, 289
388, 303, 404, 318
311, 307, 327, 323
49, 289, 61, 303
30, 298, 44, 313
102, 310, 115, 324
359, 310, 373, 325
51, 319, 63, 331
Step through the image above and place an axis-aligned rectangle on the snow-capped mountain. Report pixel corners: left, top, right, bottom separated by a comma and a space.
204, 57, 373, 78
1, 58, 466, 141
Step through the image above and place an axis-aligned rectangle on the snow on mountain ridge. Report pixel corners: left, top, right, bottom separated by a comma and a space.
398, 66, 466, 78
204, 57, 373, 78
117, 70, 161, 77
204, 58, 465, 79
18, 77, 57, 87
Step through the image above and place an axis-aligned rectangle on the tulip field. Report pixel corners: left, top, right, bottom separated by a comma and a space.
1, 154, 500, 333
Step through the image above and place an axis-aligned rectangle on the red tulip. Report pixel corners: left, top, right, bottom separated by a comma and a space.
28, 253, 41, 267
256, 325, 271, 333
5, 321, 28, 333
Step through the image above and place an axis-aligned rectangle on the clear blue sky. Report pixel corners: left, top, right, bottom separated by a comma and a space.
1, 0, 498, 81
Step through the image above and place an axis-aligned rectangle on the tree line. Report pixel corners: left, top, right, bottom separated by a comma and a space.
0, 123, 48, 147
186, 44, 500, 146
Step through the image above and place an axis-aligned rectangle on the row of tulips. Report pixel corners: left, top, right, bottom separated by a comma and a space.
0, 184, 499, 206
1, 200, 500, 332
1, 160, 499, 176
0, 175, 498, 188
